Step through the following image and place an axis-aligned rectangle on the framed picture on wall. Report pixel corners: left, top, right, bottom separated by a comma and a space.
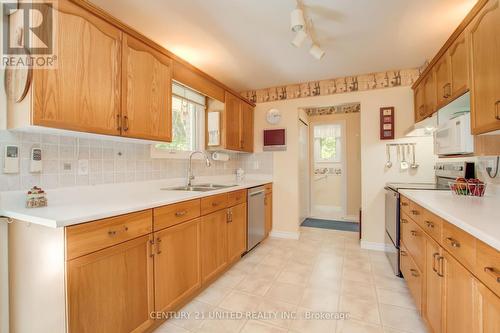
380, 107, 395, 140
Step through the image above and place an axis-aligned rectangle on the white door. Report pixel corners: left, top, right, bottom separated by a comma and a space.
310, 121, 347, 220
298, 120, 310, 223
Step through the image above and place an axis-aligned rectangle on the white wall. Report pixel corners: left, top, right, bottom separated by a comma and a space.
254, 86, 437, 243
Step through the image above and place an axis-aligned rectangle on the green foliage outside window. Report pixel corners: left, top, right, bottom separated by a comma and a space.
320, 137, 337, 160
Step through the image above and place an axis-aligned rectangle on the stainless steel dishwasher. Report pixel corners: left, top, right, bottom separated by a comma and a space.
247, 186, 266, 251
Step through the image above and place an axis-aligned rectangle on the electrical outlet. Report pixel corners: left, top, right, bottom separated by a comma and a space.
78, 159, 89, 175
63, 162, 72, 171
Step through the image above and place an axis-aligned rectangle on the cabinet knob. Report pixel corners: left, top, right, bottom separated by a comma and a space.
401, 219, 408, 224
446, 237, 460, 248
123, 115, 129, 131
411, 210, 419, 216
400, 250, 407, 256
401, 202, 409, 207
484, 267, 500, 283
175, 210, 187, 217
425, 221, 435, 228
410, 269, 420, 277
212, 202, 219, 207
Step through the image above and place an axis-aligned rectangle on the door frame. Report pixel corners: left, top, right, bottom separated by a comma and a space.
298, 118, 310, 223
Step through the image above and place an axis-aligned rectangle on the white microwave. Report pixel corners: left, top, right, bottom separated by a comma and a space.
434, 113, 474, 156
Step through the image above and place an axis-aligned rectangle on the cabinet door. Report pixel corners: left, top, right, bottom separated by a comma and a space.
423, 71, 437, 118
33, 0, 121, 136
67, 235, 154, 333
154, 219, 201, 312
473, 280, 500, 333
435, 55, 451, 107
449, 32, 469, 97
414, 83, 426, 122
240, 102, 254, 152
201, 210, 228, 283
469, 0, 500, 134
227, 203, 247, 263
423, 238, 444, 333
443, 251, 475, 333
224, 92, 242, 150
265, 192, 273, 237
122, 34, 172, 141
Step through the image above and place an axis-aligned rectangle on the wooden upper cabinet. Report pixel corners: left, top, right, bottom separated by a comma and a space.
224, 92, 243, 151
173, 61, 225, 102
240, 102, 254, 152
227, 203, 247, 263
153, 219, 201, 313
469, 0, 500, 134
435, 55, 451, 107
423, 72, 437, 118
449, 32, 469, 97
414, 82, 426, 122
33, 0, 122, 135
67, 235, 154, 333
122, 34, 173, 141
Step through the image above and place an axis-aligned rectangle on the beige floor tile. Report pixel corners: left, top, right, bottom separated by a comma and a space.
256, 298, 297, 329
219, 290, 262, 312
276, 269, 311, 286
379, 304, 427, 333
342, 267, 374, 284
265, 282, 305, 305
154, 321, 191, 333
249, 263, 282, 280
336, 319, 384, 333
341, 280, 378, 301
240, 320, 288, 333
170, 300, 213, 331
300, 287, 340, 312
373, 273, 408, 292
289, 307, 336, 333
210, 269, 246, 289
339, 296, 381, 324
195, 285, 231, 306
235, 276, 274, 296
376, 288, 417, 309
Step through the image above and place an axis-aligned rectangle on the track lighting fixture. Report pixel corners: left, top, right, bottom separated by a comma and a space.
309, 44, 325, 60
291, 30, 308, 48
290, 8, 305, 32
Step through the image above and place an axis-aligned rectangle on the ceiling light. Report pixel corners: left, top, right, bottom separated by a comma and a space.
291, 30, 308, 48
309, 44, 325, 60
290, 8, 305, 32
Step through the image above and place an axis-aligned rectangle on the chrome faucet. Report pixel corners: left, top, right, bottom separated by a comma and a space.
187, 151, 211, 186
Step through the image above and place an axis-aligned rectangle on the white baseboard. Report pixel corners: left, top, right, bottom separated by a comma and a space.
269, 230, 300, 240
360, 240, 388, 252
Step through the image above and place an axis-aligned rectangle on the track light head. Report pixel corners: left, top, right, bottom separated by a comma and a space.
310, 44, 325, 60
290, 8, 305, 32
291, 30, 308, 48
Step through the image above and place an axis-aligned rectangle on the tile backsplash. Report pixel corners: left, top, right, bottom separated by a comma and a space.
0, 130, 273, 191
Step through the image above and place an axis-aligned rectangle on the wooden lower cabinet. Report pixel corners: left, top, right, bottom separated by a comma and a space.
423, 236, 444, 333
200, 209, 228, 283
227, 203, 247, 263
474, 280, 500, 333
67, 235, 155, 333
264, 192, 272, 237
153, 219, 201, 313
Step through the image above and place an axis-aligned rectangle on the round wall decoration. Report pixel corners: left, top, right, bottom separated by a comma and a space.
266, 108, 282, 125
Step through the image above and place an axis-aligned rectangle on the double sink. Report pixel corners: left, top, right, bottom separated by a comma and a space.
161, 183, 237, 192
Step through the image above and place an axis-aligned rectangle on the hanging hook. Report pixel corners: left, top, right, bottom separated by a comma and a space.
486, 156, 499, 179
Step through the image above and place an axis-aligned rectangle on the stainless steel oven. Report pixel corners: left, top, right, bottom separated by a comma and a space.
384, 187, 401, 276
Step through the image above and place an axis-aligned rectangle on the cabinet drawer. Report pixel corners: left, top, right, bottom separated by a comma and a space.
264, 183, 273, 194
153, 199, 201, 231
400, 213, 425, 271
400, 196, 411, 216
66, 210, 152, 260
201, 193, 228, 215
475, 240, 500, 297
442, 221, 476, 269
400, 242, 422, 312
408, 201, 424, 225
420, 208, 443, 242
227, 189, 247, 207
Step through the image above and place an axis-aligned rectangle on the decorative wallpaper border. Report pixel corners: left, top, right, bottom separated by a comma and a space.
241, 67, 424, 103
304, 103, 360, 116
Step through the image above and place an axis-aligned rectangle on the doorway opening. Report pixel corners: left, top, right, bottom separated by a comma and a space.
298, 103, 361, 231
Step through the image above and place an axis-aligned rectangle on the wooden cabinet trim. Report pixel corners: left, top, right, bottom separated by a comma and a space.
153, 199, 201, 231
201, 193, 228, 216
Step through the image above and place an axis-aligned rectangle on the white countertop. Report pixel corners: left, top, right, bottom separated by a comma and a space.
399, 187, 500, 251
0, 175, 272, 228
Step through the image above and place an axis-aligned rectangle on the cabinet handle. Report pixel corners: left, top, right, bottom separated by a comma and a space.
411, 209, 419, 216
411, 230, 418, 237
484, 267, 500, 283
410, 269, 420, 277
443, 83, 451, 98
401, 218, 408, 224
437, 256, 444, 277
108, 226, 128, 237
175, 210, 187, 217
149, 239, 155, 258
425, 220, 435, 228
432, 252, 439, 273
156, 237, 162, 255
401, 202, 409, 207
401, 250, 407, 256
212, 201, 219, 207
116, 115, 122, 131
495, 100, 500, 120
123, 115, 129, 131
446, 237, 461, 248
227, 209, 233, 223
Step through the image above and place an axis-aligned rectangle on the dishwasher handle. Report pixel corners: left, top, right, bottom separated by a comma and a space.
249, 190, 265, 197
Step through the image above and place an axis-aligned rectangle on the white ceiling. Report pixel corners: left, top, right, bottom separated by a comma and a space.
90, 0, 477, 92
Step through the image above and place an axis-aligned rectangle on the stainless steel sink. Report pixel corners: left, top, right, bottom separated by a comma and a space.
161, 184, 236, 192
